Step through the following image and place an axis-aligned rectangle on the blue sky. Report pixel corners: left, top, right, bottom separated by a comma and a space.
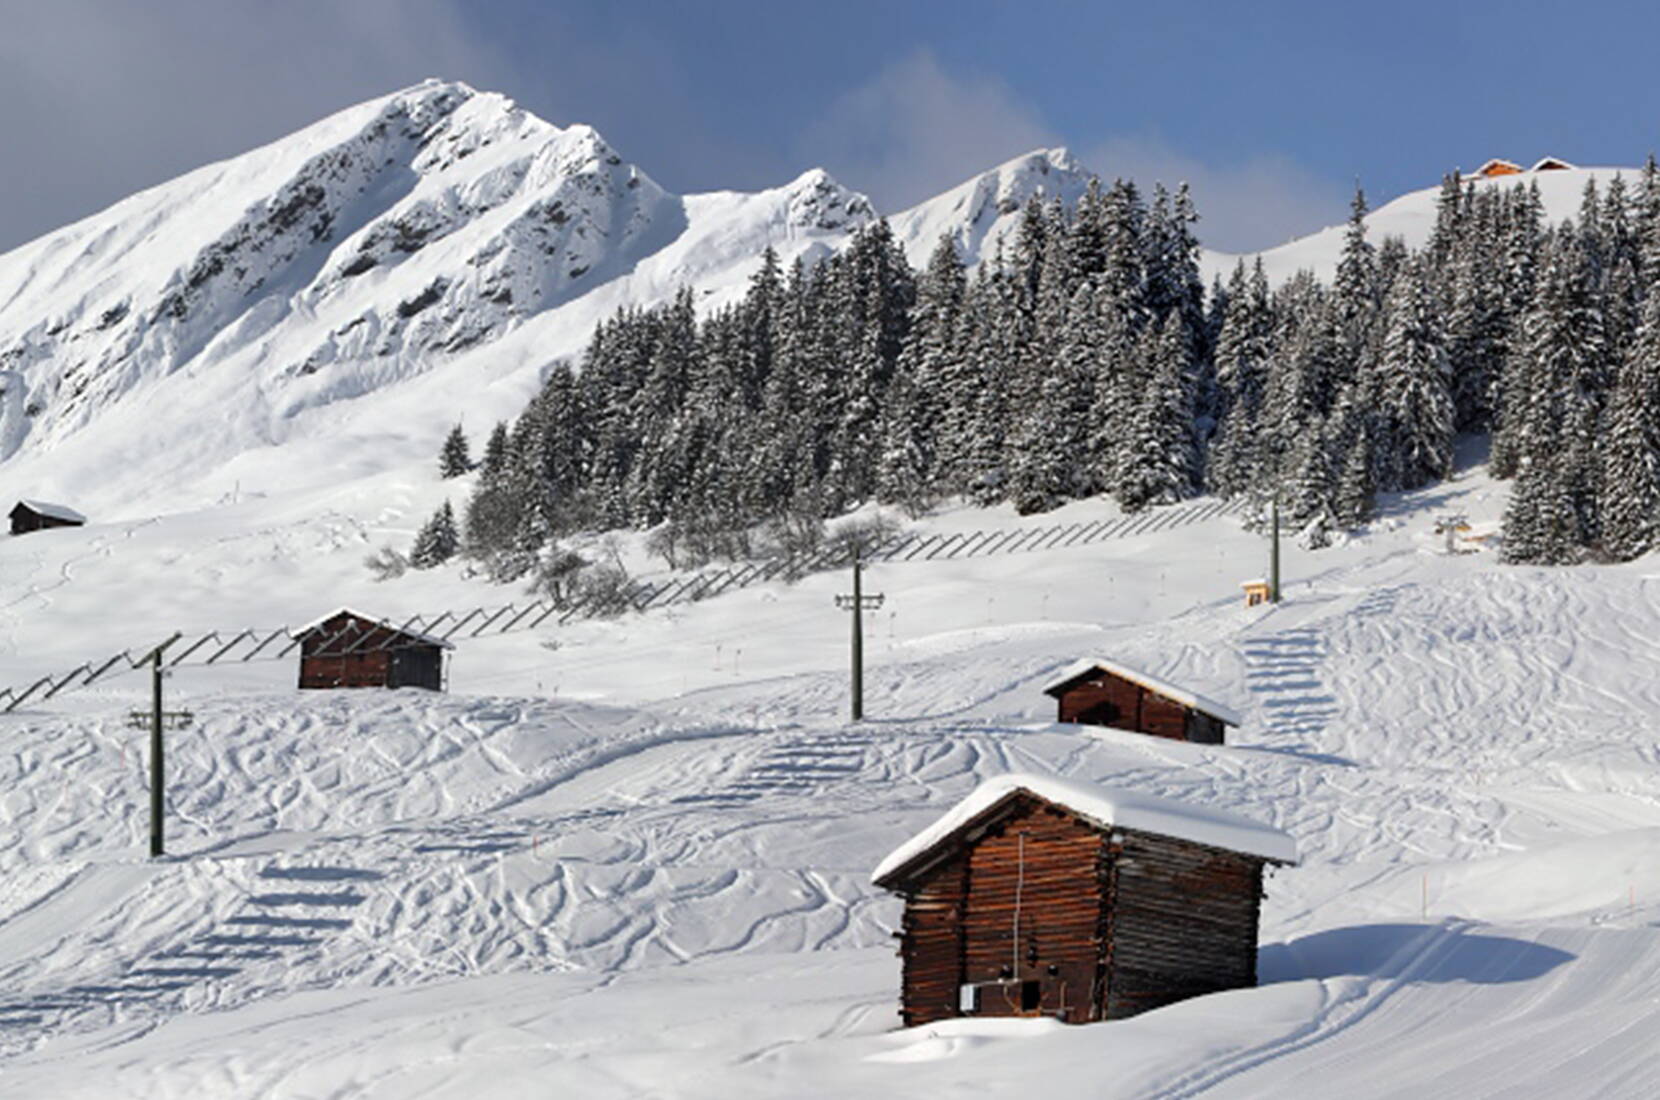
1, 0, 1654, 253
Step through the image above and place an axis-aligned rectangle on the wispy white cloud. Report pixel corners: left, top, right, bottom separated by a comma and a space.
795, 50, 1061, 213
796, 50, 1349, 254
1079, 135, 1353, 254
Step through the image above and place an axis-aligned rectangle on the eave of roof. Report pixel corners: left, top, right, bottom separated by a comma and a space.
293, 607, 455, 649
14, 499, 87, 523
1039, 657, 1243, 726
871, 773, 1297, 888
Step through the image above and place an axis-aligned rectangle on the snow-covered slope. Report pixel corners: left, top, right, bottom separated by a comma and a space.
0, 82, 1090, 519
4, 454, 1660, 1096
1204, 164, 1637, 285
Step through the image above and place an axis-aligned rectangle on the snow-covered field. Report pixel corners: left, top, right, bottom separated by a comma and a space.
4, 447, 1660, 1098
4, 82, 1660, 1097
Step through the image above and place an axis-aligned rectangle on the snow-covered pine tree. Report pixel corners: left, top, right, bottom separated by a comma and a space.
1601, 174, 1641, 356
409, 500, 460, 568
1098, 179, 1148, 332
1067, 177, 1107, 283
1424, 171, 1466, 304
624, 288, 699, 526
1444, 194, 1505, 431
1502, 453, 1579, 565
1282, 422, 1336, 529
515, 361, 590, 533
1599, 201, 1660, 560
1260, 274, 1334, 473
875, 368, 933, 517
1006, 280, 1095, 514
1376, 257, 1453, 491
1487, 183, 1546, 478
957, 260, 1017, 504
1331, 400, 1377, 528
900, 234, 967, 485
479, 421, 510, 482
1332, 185, 1379, 401
439, 424, 471, 478
1087, 279, 1140, 494
1206, 260, 1272, 497
1115, 313, 1198, 512
1598, 352, 1660, 560
1374, 236, 1410, 305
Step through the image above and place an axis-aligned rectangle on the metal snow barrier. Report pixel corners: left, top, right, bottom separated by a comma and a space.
0, 496, 1239, 711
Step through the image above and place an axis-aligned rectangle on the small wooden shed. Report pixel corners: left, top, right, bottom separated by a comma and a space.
296, 608, 451, 691
9, 500, 86, 536
1240, 578, 1272, 607
1530, 156, 1576, 172
1042, 658, 1241, 744
872, 774, 1296, 1027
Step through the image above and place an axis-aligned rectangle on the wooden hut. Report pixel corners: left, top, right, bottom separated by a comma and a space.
1472, 158, 1522, 179
9, 500, 86, 536
295, 608, 451, 691
1042, 657, 1241, 744
1529, 156, 1576, 172
872, 774, 1296, 1027
1240, 579, 1272, 607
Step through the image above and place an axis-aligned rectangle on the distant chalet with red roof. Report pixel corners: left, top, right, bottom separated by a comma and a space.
1468, 156, 1576, 180
1042, 657, 1241, 744
872, 774, 1296, 1027
296, 608, 451, 691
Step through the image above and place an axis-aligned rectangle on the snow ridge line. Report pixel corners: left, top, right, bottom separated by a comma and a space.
0, 497, 1240, 712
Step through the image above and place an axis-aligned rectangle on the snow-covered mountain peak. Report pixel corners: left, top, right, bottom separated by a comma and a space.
886, 146, 1094, 267
777, 168, 876, 233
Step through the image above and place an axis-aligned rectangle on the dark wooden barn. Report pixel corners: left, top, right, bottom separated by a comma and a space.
1042, 658, 1241, 744
9, 500, 86, 536
871, 775, 1296, 1028
296, 608, 451, 691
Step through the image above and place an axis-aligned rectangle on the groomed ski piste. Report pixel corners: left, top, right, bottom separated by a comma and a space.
3, 439, 1660, 1098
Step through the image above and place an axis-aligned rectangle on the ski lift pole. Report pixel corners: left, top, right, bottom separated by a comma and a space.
1270, 498, 1282, 603
835, 547, 885, 721
129, 633, 186, 858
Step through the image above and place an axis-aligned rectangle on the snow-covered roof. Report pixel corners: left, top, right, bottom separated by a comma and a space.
14, 499, 86, 523
872, 774, 1297, 886
1530, 156, 1576, 172
1040, 657, 1244, 727
293, 607, 455, 649
1473, 158, 1522, 176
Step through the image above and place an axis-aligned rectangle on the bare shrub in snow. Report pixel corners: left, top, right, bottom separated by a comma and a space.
825, 513, 903, 562
573, 563, 634, 618
526, 546, 587, 606
363, 545, 408, 581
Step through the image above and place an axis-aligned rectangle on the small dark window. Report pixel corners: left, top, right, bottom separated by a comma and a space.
1021, 980, 1040, 1011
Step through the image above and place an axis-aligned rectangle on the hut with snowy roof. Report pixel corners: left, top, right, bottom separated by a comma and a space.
1472, 158, 1523, 179
9, 500, 86, 536
296, 608, 451, 691
1042, 658, 1240, 744
871, 775, 1295, 1027
1529, 156, 1576, 172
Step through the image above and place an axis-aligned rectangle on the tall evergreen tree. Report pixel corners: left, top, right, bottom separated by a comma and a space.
479, 421, 511, 482
410, 500, 460, 568
1376, 258, 1454, 491
1116, 314, 1198, 511
439, 424, 472, 478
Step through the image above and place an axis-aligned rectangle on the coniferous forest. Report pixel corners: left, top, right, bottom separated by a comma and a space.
444, 161, 1660, 577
